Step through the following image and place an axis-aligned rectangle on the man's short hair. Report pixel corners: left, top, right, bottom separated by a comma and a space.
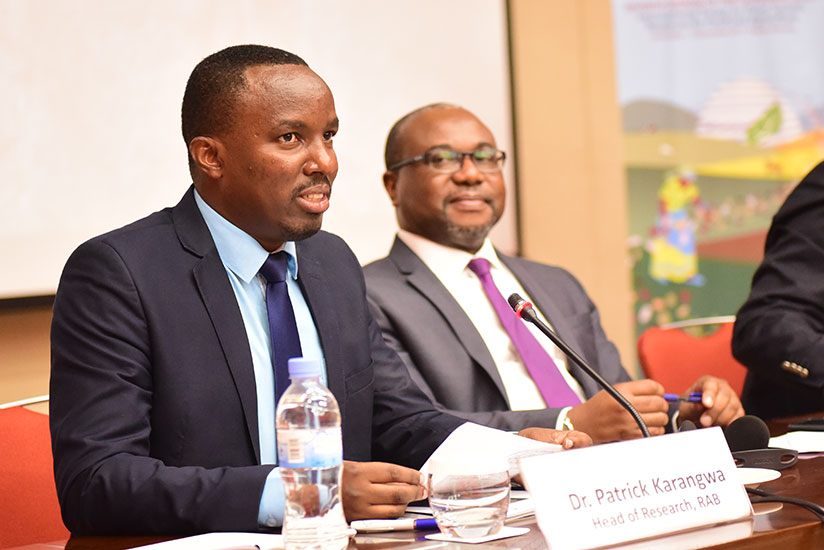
181, 45, 308, 155
384, 102, 458, 170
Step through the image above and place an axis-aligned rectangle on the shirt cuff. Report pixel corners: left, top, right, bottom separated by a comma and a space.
258, 467, 285, 528
555, 406, 574, 431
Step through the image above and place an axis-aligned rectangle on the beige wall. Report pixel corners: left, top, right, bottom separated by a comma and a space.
508, 0, 636, 374
0, 305, 52, 404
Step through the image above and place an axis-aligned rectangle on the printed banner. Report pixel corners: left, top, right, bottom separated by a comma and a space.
612, 0, 824, 364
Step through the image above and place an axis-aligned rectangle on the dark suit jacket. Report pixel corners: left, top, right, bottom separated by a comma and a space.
49, 188, 463, 535
363, 237, 630, 430
733, 160, 824, 419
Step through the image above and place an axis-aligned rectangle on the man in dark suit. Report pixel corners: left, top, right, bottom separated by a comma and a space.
364, 104, 744, 444
49, 47, 587, 536
733, 160, 824, 419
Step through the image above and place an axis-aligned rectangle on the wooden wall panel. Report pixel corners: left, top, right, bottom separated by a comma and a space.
508, 0, 636, 373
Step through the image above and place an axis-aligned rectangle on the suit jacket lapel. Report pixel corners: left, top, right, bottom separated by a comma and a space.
173, 187, 262, 461
500, 252, 600, 397
389, 238, 509, 402
293, 241, 346, 417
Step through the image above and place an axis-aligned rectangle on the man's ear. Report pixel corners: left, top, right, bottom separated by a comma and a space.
189, 137, 224, 180
383, 171, 399, 207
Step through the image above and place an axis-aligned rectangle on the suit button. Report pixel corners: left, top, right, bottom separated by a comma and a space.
781, 360, 809, 378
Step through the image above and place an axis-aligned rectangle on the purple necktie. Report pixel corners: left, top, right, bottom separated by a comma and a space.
467, 258, 581, 408
260, 251, 303, 405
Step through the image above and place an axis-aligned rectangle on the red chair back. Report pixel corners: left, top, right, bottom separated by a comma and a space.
0, 406, 69, 549
637, 322, 747, 396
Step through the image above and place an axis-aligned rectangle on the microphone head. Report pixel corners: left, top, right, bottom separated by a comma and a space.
724, 415, 770, 452
678, 419, 697, 432
507, 293, 526, 311
508, 293, 537, 322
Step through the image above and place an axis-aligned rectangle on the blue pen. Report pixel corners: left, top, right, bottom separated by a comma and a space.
351, 518, 440, 532
663, 392, 703, 403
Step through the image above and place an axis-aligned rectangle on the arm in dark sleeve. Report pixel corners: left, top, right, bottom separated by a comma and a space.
365, 311, 466, 467
367, 297, 566, 431
551, 268, 632, 389
50, 239, 273, 535
732, 174, 824, 393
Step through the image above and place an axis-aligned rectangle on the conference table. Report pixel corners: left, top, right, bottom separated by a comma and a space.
18, 415, 824, 550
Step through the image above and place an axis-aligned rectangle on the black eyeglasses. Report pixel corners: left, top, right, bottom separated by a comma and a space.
387, 147, 506, 173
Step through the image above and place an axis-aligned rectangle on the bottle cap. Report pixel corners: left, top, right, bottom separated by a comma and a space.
287, 357, 323, 378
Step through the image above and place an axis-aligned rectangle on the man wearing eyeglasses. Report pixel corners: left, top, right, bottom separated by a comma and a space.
364, 104, 744, 444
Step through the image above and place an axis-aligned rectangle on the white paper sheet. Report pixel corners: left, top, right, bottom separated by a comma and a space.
424, 526, 529, 544
770, 431, 824, 454
128, 532, 283, 550
421, 422, 561, 477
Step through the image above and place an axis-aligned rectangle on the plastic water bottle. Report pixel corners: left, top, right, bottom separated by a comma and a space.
276, 357, 349, 550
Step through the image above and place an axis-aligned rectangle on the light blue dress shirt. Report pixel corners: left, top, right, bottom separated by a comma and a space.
194, 190, 326, 528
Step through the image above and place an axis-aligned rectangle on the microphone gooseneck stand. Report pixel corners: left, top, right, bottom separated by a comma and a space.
507, 293, 650, 438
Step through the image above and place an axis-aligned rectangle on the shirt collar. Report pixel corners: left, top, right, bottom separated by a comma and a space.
194, 189, 299, 283
396, 229, 504, 277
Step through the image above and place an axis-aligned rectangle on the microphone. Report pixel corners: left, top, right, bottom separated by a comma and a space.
724, 417, 822, 522
724, 415, 797, 470
678, 419, 697, 432
724, 415, 769, 452
507, 293, 650, 438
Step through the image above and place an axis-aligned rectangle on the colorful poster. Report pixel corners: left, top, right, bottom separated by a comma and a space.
611, 0, 824, 347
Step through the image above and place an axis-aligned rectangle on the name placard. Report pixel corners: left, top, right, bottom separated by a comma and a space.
519, 427, 752, 550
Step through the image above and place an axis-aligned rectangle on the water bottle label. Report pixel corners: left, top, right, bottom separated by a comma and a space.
277, 427, 343, 468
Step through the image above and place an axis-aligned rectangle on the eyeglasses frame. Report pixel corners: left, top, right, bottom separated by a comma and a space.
387, 148, 506, 173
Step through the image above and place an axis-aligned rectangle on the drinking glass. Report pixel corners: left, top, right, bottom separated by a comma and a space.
427, 456, 510, 538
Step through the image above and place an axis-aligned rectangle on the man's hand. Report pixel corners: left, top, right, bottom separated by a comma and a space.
341, 461, 426, 521
517, 427, 592, 449
567, 379, 669, 443
290, 485, 321, 516
678, 375, 744, 428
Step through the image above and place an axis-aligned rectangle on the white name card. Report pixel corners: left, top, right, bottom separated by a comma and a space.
519, 427, 752, 550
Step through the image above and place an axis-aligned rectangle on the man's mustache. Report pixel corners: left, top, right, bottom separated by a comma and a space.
292, 176, 332, 200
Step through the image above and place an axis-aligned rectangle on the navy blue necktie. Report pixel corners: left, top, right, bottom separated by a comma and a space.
259, 251, 302, 404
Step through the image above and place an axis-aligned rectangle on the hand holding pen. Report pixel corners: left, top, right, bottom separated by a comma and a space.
671, 376, 745, 428
663, 392, 703, 403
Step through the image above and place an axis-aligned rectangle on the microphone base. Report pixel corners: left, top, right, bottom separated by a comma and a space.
731, 448, 798, 470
